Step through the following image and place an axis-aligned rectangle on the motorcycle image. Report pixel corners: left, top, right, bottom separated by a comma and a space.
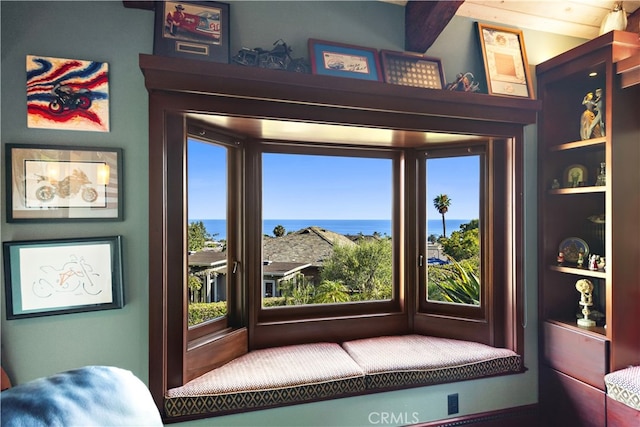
232, 39, 309, 73
33, 255, 103, 298
35, 169, 99, 203
48, 84, 92, 114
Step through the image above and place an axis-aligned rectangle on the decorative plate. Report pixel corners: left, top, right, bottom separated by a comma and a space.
559, 237, 589, 264
564, 164, 588, 187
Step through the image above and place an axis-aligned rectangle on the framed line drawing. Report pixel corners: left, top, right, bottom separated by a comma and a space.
380, 50, 445, 90
6, 144, 123, 222
3, 236, 124, 320
154, 1, 230, 63
476, 23, 534, 98
308, 39, 382, 81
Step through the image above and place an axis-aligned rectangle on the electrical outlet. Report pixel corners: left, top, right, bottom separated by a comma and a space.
447, 393, 459, 415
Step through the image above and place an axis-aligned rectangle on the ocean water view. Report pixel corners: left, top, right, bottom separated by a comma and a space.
191, 219, 473, 241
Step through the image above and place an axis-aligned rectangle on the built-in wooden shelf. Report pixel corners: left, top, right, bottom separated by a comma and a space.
548, 186, 605, 195
549, 265, 606, 279
549, 137, 606, 152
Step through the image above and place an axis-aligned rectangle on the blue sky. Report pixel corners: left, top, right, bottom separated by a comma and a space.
188, 139, 479, 220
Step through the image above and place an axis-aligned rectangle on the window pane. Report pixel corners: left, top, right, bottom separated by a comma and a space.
262, 152, 393, 307
426, 155, 481, 306
187, 139, 228, 326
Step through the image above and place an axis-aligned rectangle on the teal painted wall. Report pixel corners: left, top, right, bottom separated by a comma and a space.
1, 1, 585, 425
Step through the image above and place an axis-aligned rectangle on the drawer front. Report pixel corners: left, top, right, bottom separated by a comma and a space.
543, 321, 609, 389
540, 366, 606, 427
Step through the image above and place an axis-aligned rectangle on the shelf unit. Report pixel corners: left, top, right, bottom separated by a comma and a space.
537, 31, 640, 426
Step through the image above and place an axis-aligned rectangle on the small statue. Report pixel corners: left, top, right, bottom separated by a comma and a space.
557, 252, 564, 265
551, 179, 560, 189
577, 252, 584, 267
595, 162, 606, 186
446, 72, 480, 92
575, 278, 596, 327
597, 257, 606, 271
580, 88, 605, 140
588, 254, 599, 271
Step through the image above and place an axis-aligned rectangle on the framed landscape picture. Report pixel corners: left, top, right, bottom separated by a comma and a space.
154, 1, 230, 63
308, 39, 382, 81
6, 144, 123, 222
476, 23, 533, 98
3, 236, 124, 320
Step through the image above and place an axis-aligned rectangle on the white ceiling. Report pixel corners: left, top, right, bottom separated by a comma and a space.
385, 0, 640, 40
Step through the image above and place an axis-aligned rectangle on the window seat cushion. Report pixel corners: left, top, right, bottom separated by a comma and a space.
164, 335, 522, 418
605, 366, 640, 411
164, 342, 366, 417
341, 334, 522, 390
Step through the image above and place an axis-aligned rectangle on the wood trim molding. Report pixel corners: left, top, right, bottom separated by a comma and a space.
139, 54, 540, 128
414, 404, 539, 427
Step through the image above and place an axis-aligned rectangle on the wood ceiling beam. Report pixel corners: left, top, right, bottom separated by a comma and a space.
404, 0, 465, 53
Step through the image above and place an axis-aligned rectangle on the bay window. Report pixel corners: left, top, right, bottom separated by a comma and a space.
143, 53, 533, 414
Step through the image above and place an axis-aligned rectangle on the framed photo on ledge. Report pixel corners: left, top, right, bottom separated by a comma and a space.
3, 236, 124, 320
380, 50, 445, 90
5, 144, 122, 222
308, 39, 382, 81
476, 23, 533, 98
154, 0, 230, 63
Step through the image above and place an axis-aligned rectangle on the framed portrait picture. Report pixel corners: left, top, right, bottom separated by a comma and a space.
308, 39, 382, 81
154, 1, 230, 63
476, 23, 534, 98
380, 50, 445, 90
3, 236, 124, 320
5, 144, 123, 222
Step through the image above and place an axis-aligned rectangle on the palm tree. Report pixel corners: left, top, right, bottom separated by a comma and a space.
273, 224, 285, 237
314, 280, 350, 304
433, 194, 452, 238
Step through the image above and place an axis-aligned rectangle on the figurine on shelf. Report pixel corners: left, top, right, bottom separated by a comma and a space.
588, 254, 599, 271
580, 88, 605, 140
557, 252, 565, 265
446, 72, 480, 92
551, 179, 560, 189
597, 256, 606, 271
577, 252, 584, 267
595, 162, 606, 186
575, 278, 596, 327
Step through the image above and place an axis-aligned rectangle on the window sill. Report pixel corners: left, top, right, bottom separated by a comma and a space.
165, 334, 523, 421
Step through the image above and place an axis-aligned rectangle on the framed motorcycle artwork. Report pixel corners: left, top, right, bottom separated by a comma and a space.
26, 55, 110, 132
153, 1, 230, 63
3, 236, 124, 319
5, 144, 123, 222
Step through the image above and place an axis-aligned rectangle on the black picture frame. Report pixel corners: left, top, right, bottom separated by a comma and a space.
153, 0, 230, 63
380, 50, 445, 90
5, 144, 123, 222
3, 236, 124, 320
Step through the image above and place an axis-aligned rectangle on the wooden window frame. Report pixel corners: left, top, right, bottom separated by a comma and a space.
142, 54, 533, 416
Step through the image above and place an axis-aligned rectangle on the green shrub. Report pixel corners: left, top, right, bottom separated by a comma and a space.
188, 302, 227, 326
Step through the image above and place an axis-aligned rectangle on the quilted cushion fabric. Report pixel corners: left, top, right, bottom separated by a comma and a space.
342, 334, 522, 389
165, 342, 366, 417
605, 366, 640, 410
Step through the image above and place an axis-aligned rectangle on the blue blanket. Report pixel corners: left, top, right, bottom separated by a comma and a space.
1, 366, 162, 427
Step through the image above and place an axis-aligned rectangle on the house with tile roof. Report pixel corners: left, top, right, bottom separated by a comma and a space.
189, 226, 355, 300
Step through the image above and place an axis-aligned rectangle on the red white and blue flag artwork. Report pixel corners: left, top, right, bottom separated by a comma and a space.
27, 55, 109, 132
